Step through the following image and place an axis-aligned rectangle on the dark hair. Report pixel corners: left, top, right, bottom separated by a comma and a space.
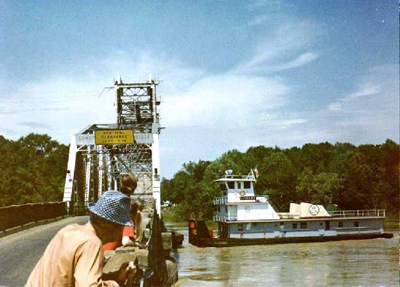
130, 201, 139, 217
90, 213, 121, 229
120, 174, 137, 195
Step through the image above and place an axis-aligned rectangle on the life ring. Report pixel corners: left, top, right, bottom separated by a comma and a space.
239, 190, 246, 196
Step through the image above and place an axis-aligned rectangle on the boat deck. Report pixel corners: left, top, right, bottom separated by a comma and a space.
214, 209, 386, 223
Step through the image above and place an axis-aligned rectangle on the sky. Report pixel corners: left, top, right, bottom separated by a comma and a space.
1, 0, 399, 179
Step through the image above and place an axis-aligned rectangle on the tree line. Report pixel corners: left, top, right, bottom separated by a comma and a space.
161, 140, 399, 220
0, 133, 69, 207
0, 133, 398, 220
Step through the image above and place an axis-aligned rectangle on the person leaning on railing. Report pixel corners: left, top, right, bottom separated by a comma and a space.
121, 201, 144, 247
26, 191, 137, 287
103, 174, 143, 251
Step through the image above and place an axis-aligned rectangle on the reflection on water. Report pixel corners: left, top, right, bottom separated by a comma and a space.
167, 222, 398, 287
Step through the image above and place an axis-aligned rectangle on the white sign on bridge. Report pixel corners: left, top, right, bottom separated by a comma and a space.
135, 133, 153, 144
76, 134, 95, 145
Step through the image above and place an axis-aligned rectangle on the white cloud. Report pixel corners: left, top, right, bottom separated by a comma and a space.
234, 21, 320, 74
0, 51, 207, 143
324, 65, 398, 144
162, 74, 289, 128
348, 83, 380, 98
328, 103, 342, 112
328, 81, 381, 113
0, 75, 117, 142
265, 52, 319, 73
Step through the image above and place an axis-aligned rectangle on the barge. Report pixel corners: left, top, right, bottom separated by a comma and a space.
189, 171, 393, 247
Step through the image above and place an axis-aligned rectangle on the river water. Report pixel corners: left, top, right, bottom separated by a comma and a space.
166, 222, 398, 287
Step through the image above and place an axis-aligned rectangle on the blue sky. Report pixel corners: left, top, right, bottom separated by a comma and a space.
1, 0, 398, 178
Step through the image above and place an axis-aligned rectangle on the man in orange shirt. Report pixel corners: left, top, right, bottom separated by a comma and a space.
26, 191, 136, 287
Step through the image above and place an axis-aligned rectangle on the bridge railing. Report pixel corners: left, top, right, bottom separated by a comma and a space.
0, 202, 68, 232
69, 201, 92, 216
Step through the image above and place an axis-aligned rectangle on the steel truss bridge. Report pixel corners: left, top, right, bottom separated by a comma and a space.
63, 76, 162, 215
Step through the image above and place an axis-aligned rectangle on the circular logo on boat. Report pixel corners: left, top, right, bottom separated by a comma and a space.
239, 190, 246, 196
309, 205, 319, 216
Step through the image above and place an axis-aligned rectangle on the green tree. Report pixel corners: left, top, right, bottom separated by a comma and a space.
295, 167, 314, 202
0, 133, 68, 207
257, 152, 296, 211
310, 172, 341, 206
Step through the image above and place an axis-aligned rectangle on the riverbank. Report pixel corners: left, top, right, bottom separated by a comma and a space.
384, 213, 399, 231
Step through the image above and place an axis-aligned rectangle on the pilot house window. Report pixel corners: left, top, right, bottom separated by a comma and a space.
244, 181, 250, 189
220, 183, 227, 196
227, 182, 235, 189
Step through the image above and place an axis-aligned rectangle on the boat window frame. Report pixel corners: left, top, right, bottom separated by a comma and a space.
219, 183, 227, 196
246, 223, 252, 230
292, 223, 298, 229
300, 222, 307, 229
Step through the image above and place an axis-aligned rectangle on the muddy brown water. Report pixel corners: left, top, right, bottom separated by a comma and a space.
167, 221, 398, 287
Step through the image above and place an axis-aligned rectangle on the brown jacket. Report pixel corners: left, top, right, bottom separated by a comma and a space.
26, 223, 119, 287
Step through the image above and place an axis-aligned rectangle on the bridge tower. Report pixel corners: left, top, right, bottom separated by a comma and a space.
63, 76, 162, 216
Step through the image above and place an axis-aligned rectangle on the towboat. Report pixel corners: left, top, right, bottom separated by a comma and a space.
188, 171, 393, 247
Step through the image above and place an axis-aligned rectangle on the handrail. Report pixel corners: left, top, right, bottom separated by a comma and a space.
218, 174, 255, 180
277, 212, 301, 219
213, 196, 228, 205
214, 195, 269, 204
255, 195, 268, 202
214, 213, 237, 222
334, 227, 383, 234
328, 209, 386, 218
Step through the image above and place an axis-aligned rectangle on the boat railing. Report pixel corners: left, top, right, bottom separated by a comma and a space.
214, 213, 237, 222
255, 195, 268, 202
218, 174, 255, 180
214, 196, 228, 205
214, 195, 269, 204
277, 212, 301, 219
334, 227, 383, 234
328, 209, 386, 218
